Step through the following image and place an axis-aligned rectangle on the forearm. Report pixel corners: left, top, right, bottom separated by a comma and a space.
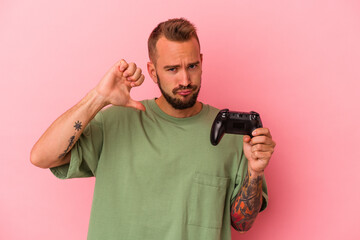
30, 89, 107, 168
230, 169, 263, 232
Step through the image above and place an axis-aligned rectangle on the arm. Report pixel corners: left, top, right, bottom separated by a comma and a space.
230, 170, 263, 231
30, 91, 107, 168
230, 128, 276, 232
30, 59, 145, 169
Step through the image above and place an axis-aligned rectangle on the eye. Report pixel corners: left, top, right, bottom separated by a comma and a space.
188, 64, 198, 69
167, 68, 176, 72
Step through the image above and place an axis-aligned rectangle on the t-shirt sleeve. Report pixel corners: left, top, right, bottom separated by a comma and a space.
50, 112, 104, 179
230, 149, 269, 212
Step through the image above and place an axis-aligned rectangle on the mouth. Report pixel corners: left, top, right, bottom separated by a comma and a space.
176, 90, 192, 96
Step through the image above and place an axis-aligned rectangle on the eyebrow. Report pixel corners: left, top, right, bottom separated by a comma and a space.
163, 61, 200, 69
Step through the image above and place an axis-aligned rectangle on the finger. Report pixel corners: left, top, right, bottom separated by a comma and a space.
251, 151, 271, 160
243, 135, 251, 143
126, 98, 146, 111
252, 128, 271, 138
127, 67, 142, 81
123, 62, 137, 77
251, 144, 275, 153
131, 74, 145, 87
118, 59, 128, 72
250, 136, 275, 146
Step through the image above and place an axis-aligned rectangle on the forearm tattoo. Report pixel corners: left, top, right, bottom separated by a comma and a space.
58, 121, 82, 159
230, 170, 263, 231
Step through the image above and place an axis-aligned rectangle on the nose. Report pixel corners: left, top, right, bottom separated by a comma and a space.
179, 69, 191, 86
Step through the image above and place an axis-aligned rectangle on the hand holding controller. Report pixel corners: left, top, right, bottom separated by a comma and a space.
210, 109, 263, 146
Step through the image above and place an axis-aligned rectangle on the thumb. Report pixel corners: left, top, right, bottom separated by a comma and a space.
243, 135, 253, 160
126, 98, 146, 111
243, 135, 251, 144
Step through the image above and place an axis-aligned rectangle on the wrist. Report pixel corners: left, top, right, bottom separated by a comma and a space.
248, 168, 264, 178
82, 89, 109, 116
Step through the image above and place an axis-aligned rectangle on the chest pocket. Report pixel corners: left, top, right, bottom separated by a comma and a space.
187, 172, 230, 229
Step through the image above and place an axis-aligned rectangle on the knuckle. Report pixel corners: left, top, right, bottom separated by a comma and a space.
134, 76, 145, 86
122, 64, 128, 70
253, 144, 261, 151
134, 68, 141, 76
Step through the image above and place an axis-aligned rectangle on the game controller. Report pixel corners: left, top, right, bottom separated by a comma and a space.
210, 109, 263, 146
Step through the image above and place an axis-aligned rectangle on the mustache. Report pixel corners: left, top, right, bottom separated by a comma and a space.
172, 84, 197, 94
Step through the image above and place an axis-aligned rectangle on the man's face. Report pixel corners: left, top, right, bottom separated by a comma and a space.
156, 73, 200, 109
152, 37, 203, 109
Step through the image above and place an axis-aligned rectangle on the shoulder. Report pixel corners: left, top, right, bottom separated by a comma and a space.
207, 104, 220, 113
202, 103, 220, 119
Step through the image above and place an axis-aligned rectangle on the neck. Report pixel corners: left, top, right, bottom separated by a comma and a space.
155, 96, 203, 118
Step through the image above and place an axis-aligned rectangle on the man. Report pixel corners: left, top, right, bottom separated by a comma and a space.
31, 18, 276, 240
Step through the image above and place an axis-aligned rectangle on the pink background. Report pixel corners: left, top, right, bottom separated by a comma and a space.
1, 0, 359, 239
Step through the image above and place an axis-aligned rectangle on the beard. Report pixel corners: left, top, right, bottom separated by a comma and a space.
156, 74, 201, 110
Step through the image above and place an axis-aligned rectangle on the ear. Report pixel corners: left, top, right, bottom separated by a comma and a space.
200, 53, 203, 63
147, 61, 158, 84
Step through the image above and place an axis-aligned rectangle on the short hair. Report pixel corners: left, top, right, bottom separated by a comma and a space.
148, 18, 201, 64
